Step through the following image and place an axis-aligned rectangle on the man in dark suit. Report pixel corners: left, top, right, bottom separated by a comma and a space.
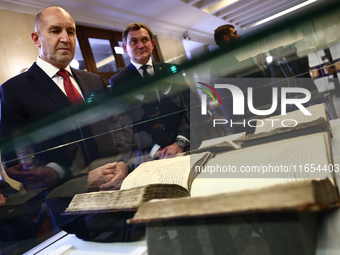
110, 22, 191, 160
0, 6, 128, 190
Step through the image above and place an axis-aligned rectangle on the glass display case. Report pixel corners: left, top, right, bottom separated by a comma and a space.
1, 0, 340, 254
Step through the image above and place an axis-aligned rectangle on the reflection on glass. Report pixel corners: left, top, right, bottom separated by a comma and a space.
88, 38, 118, 72
1, 2, 340, 253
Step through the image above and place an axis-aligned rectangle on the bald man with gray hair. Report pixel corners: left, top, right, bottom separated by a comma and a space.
0, 6, 129, 191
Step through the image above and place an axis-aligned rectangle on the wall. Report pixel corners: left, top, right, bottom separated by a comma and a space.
0, 9, 188, 84
0, 9, 38, 84
156, 36, 188, 65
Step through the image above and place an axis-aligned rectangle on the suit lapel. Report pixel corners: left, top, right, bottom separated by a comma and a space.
71, 68, 92, 101
153, 61, 163, 74
126, 63, 141, 79
126, 62, 165, 77
27, 63, 73, 109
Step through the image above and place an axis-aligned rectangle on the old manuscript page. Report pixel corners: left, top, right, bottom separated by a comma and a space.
121, 152, 210, 191
191, 132, 333, 197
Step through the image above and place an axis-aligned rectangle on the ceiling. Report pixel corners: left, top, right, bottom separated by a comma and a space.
0, 0, 330, 45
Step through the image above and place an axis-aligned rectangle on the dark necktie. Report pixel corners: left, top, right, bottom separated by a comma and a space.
141, 65, 170, 94
140, 65, 158, 104
140, 65, 151, 78
58, 70, 83, 105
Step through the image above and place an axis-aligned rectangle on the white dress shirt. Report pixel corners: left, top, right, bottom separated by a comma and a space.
36, 57, 84, 100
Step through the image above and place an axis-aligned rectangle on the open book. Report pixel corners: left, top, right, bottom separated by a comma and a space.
128, 131, 339, 223
63, 152, 212, 214
233, 103, 331, 147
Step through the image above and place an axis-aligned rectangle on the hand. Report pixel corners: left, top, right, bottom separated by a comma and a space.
0, 194, 6, 206
6, 164, 35, 185
154, 148, 163, 159
99, 162, 129, 191
86, 162, 117, 192
29, 166, 60, 188
86, 162, 127, 191
160, 142, 184, 159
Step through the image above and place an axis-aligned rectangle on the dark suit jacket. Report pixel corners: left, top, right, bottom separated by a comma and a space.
0, 63, 119, 175
109, 62, 191, 155
0, 63, 107, 134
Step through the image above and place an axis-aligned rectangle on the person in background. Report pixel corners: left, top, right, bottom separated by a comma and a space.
214, 24, 241, 48
110, 22, 193, 161
209, 24, 242, 134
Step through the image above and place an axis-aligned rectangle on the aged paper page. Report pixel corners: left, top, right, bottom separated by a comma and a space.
66, 188, 144, 211
121, 152, 209, 191
191, 132, 332, 197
